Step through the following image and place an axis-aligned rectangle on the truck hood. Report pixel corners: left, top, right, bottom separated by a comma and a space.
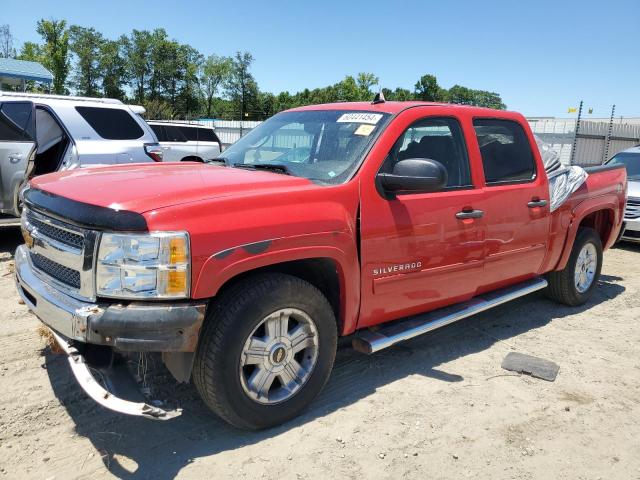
29, 163, 315, 213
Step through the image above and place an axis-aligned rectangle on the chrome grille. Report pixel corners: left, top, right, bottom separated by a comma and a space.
30, 252, 81, 288
26, 211, 83, 249
22, 208, 98, 300
625, 198, 640, 220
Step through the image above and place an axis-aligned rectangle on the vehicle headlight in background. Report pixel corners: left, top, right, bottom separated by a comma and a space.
96, 232, 190, 299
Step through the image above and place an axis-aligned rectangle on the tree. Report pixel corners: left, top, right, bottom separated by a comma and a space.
99, 37, 129, 99
17, 42, 44, 63
199, 54, 232, 118
356, 72, 379, 100
414, 74, 445, 102
125, 29, 153, 102
226, 51, 258, 119
36, 19, 70, 94
0, 25, 16, 58
69, 26, 104, 96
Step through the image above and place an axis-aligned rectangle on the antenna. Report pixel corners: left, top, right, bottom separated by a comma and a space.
372, 87, 386, 105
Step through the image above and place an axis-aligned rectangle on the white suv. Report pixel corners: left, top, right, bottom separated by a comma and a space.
0, 92, 161, 219
147, 121, 222, 162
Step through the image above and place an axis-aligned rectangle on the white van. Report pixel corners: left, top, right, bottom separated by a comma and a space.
147, 121, 222, 162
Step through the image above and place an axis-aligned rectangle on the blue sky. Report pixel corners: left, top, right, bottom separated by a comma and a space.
5, 0, 640, 117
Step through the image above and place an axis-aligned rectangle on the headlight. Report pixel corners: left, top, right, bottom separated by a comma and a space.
96, 232, 190, 299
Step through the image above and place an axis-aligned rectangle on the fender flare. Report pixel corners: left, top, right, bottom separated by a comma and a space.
554, 194, 619, 271
192, 235, 361, 335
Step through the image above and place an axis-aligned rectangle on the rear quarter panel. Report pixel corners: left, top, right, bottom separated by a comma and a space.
541, 165, 626, 272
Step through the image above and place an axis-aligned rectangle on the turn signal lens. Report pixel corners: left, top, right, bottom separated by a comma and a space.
166, 270, 188, 294
169, 237, 187, 264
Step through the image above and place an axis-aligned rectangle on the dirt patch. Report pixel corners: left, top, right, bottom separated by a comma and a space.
1, 230, 639, 479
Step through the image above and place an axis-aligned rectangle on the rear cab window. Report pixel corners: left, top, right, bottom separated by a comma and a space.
473, 118, 536, 184
75, 106, 144, 140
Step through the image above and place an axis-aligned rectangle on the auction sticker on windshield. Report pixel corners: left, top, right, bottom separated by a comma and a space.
337, 113, 383, 124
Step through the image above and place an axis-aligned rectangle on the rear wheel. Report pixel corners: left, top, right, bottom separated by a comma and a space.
193, 273, 337, 429
546, 227, 603, 306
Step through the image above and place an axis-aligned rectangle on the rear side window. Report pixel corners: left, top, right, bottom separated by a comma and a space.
178, 126, 199, 141
473, 119, 536, 184
150, 124, 167, 142
75, 107, 144, 140
197, 128, 221, 144
0, 102, 35, 141
163, 125, 187, 142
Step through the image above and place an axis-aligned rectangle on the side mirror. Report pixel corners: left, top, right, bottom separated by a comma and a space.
377, 158, 448, 195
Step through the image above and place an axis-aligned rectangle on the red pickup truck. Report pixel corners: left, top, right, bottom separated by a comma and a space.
14, 100, 626, 429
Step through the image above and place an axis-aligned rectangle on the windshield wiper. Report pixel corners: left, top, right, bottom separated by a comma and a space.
207, 157, 230, 166
233, 163, 291, 175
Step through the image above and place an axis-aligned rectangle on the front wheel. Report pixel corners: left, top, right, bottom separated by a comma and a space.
193, 273, 337, 429
546, 227, 603, 306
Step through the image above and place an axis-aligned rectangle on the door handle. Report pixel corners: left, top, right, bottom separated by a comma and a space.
527, 199, 548, 208
8, 153, 22, 163
456, 209, 484, 219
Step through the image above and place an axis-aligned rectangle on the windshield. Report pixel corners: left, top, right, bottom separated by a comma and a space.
607, 151, 640, 180
215, 110, 390, 184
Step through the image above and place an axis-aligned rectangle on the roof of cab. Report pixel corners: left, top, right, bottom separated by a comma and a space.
287, 101, 506, 115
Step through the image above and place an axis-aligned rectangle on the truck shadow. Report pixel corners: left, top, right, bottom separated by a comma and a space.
42, 273, 625, 479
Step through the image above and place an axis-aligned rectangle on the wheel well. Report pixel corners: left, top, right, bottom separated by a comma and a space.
579, 209, 614, 246
181, 156, 204, 162
216, 258, 342, 330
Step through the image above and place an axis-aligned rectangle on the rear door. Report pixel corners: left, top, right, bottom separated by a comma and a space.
472, 118, 551, 289
0, 101, 36, 214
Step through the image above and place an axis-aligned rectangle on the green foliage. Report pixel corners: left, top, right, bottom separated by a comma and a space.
36, 19, 70, 94
226, 51, 259, 119
200, 54, 233, 118
99, 37, 129, 100
69, 26, 104, 96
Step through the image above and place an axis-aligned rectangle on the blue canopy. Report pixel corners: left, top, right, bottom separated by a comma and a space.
0, 58, 53, 84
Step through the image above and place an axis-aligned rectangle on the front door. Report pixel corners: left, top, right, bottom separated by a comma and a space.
358, 113, 486, 328
0, 101, 36, 215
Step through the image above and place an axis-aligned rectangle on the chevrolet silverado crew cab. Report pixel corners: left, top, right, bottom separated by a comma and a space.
14, 100, 626, 430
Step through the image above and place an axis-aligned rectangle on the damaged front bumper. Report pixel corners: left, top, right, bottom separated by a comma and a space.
14, 244, 207, 419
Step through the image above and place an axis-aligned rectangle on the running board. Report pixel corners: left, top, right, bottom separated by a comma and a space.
352, 277, 548, 354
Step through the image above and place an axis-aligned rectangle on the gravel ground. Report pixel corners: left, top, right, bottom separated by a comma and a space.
1, 227, 639, 480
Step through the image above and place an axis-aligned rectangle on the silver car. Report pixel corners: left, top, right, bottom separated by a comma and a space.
147, 121, 222, 162
0, 92, 161, 219
607, 146, 640, 242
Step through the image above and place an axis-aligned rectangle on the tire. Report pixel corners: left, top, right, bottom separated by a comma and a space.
546, 227, 603, 306
193, 273, 337, 430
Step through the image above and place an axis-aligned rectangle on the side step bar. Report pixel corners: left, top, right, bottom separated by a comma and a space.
353, 277, 548, 354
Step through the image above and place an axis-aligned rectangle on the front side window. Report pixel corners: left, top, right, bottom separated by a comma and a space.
607, 152, 640, 181
473, 119, 536, 184
381, 117, 471, 188
0, 102, 35, 142
218, 110, 390, 184
75, 107, 144, 140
